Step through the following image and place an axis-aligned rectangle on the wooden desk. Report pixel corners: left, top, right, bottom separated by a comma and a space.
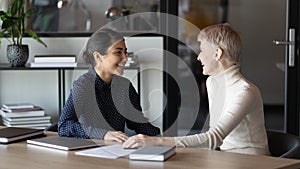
1, 132, 300, 169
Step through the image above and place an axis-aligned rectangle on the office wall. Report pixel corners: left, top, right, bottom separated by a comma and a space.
179, 0, 285, 105
0, 36, 163, 129
0, 0, 286, 131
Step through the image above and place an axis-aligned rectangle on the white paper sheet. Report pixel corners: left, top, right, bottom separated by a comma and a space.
75, 144, 136, 159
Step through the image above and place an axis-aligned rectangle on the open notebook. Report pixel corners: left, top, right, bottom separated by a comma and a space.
27, 136, 102, 150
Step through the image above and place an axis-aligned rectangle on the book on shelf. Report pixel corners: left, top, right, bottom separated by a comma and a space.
29, 62, 78, 68
4, 122, 52, 128
1, 106, 43, 113
0, 127, 45, 144
34, 55, 76, 63
2, 118, 51, 129
128, 146, 176, 162
3, 115, 51, 122
3, 119, 51, 125
21, 126, 49, 130
0, 109, 45, 118
2, 103, 34, 109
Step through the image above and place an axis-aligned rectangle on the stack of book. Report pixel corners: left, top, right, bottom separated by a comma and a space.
0, 103, 51, 129
29, 55, 77, 67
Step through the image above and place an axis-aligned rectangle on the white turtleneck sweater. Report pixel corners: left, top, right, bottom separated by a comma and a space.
175, 65, 270, 155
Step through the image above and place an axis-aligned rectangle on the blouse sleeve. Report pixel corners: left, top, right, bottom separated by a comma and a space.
125, 83, 161, 136
57, 90, 90, 138
58, 82, 108, 139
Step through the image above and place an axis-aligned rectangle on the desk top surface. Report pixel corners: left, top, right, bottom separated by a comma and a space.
1, 131, 300, 169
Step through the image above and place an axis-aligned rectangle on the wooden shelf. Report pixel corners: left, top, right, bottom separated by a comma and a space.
0, 63, 140, 118
0, 63, 139, 70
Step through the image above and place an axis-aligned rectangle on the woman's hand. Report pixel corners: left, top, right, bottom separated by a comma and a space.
104, 131, 129, 143
122, 134, 157, 148
123, 134, 176, 148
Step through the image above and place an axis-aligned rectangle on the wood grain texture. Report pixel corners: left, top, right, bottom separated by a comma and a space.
0, 130, 300, 169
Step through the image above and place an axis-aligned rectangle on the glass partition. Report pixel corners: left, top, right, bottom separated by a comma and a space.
28, 0, 160, 34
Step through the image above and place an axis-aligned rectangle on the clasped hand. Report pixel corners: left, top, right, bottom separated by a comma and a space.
122, 134, 153, 148
104, 131, 129, 143
104, 132, 155, 148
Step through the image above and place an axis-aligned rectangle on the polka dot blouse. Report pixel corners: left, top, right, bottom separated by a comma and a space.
58, 67, 160, 139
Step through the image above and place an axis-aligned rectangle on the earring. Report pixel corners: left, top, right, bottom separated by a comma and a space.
215, 53, 221, 61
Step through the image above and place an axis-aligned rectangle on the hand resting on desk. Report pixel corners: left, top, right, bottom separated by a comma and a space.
104, 131, 129, 143
122, 134, 175, 148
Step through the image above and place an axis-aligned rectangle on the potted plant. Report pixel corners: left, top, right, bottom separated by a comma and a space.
0, 0, 47, 67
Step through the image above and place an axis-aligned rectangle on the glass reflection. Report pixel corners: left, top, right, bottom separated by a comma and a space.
30, 0, 160, 33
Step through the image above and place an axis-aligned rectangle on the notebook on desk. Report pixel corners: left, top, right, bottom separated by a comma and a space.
27, 136, 102, 151
129, 146, 176, 162
0, 127, 45, 144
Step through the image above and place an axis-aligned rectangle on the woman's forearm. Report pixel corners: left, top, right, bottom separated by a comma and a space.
156, 137, 176, 146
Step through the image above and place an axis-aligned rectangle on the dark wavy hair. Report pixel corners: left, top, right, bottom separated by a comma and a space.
83, 28, 124, 66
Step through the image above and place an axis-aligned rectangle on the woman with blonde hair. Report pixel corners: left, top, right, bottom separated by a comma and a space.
123, 23, 270, 155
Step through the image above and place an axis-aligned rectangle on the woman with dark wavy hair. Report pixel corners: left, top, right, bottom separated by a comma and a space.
58, 28, 160, 142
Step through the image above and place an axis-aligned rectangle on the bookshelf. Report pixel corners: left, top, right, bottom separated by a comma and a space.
0, 63, 140, 123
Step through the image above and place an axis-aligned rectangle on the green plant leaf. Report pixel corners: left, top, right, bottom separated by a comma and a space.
0, 0, 45, 47
27, 30, 47, 47
10, 0, 20, 16
0, 11, 7, 16
25, 8, 37, 17
1, 20, 15, 29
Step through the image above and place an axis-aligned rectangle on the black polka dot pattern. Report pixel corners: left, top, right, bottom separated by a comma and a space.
58, 67, 160, 139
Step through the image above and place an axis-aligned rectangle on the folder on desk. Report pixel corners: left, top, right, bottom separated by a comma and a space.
27, 136, 101, 151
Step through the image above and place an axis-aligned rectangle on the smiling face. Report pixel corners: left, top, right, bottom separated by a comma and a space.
197, 39, 220, 76
95, 39, 128, 81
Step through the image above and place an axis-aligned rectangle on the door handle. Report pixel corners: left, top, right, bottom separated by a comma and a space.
273, 28, 295, 67
273, 40, 294, 45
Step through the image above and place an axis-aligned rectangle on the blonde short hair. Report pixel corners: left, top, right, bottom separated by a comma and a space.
197, 23, 242, 64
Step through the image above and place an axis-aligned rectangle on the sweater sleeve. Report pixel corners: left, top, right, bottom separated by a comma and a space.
175, 86, 256, 149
